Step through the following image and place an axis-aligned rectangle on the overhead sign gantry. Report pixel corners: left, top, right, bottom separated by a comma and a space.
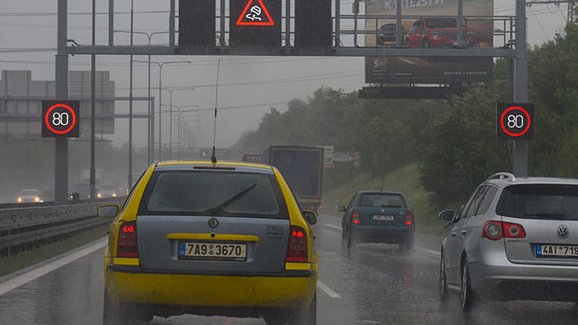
53, 0, 530, 206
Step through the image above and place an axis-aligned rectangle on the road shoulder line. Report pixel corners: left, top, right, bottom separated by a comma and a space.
0, 238, 107, 297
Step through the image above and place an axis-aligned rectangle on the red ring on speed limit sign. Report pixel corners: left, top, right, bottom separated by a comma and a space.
44, 103, 78, 135
499, 106, 531, 137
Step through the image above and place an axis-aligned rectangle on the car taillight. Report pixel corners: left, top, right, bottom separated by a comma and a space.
503, 222, 526, 238
286, 226, 308, 263
404, 211, 414, 226
352, 210, 361, 225
116, 221, 138, 258
482, 220, 526, 241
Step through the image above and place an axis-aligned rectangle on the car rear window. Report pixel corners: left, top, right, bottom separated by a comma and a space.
138, 171, 288, 219
358, 193, 407, 208
496, 184, 578, 220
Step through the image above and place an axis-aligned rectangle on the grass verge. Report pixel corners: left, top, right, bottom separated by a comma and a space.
321, 164, 449, 236
0, 223, 109, 277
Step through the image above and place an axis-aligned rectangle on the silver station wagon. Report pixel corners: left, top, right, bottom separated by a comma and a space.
439, 172, 578, 311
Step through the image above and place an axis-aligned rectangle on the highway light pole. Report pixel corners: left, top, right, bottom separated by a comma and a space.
167, 88, 196, 160
55, 0, 69, 204
513, 0, 529, 177
116, 30, 168, 163
90, 0, 96, 200
128, 0, 134, 189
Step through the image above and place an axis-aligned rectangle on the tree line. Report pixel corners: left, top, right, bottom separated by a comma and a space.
233, 21, 578, 206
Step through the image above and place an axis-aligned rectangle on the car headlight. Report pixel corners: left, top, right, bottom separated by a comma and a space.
112, 193, 117, 197
17, 197, 22, 202
97, 193, 102, 198
35, 197, 40, 202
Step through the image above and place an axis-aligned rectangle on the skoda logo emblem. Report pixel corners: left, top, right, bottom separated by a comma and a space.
557, 225, 569, 239
208, 218, 219, 229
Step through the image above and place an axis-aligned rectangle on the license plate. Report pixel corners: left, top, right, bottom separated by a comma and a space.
178, 242, 247, 261
536, 244, 578, 257
373, 215, 394, 221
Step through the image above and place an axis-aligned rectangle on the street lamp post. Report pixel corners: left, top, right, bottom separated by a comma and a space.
116, 30, 168, 163
167, 88, 195, 159
134, 60, 192, 161
171, 105, 199, 159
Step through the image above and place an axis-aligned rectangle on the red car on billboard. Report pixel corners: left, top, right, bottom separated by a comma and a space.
406, 17, 486, 48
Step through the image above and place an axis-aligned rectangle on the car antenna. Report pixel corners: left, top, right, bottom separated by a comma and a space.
210, 58, 221, 165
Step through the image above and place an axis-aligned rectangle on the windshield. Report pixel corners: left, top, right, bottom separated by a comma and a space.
140, 171, 287, 218
497, 184, 578, 220
20, 190, 39, 196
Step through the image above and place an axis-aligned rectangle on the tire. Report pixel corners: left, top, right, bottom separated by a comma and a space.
298, 292, 317, 325
103, 290, 152, 324
102, 290, 125, 325
460, 258, 475, 312
439, 253, 449, 303
264, 294, 316, 325
404, 233, 415, 251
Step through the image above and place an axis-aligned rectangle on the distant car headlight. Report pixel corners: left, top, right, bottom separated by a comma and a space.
112, 193, 117, 197
17, 197, 22, 202
97, 193, 102, 198
35, 197, 40, 202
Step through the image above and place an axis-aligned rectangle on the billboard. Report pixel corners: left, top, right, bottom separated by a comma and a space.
365, 0, 494, 84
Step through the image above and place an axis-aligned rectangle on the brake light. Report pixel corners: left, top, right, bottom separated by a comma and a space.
286, 226, 308, 263
404, 211, 414, 226
352, 210, 361, 225
116, 221, 138, 258
482, 220, 526, 241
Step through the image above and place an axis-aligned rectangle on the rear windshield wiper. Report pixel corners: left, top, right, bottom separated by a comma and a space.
201, 183, 257, 215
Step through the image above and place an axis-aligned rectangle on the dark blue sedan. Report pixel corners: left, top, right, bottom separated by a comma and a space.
339, 191, 415, 252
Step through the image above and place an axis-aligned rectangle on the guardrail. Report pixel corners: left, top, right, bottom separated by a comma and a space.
0, 199, 124, 256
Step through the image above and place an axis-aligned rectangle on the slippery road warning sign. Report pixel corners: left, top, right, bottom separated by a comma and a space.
236, 0, 275, 26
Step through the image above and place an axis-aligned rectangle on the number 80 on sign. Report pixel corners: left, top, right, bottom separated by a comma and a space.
496, 103, 534, 140
42, 100, 80, 138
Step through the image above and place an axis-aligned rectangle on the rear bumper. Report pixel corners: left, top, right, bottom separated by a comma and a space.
105, 265, 317, 309
469, 256, 578, 301
351, 225, 414, 244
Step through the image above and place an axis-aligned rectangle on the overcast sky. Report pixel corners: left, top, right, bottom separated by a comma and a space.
0, 0, 571, 149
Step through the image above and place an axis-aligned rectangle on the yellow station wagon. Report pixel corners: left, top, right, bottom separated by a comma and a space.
99, 161, 318, 324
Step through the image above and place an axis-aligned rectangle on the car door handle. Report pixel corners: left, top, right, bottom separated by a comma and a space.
460, 230, 467, 235
450, 232, 457, 237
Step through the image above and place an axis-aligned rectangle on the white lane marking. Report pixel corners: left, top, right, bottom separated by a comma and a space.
323, 223, 342, 231
317, 280, 341, 298
0, 238, 107, 297
416, 247, 441, 257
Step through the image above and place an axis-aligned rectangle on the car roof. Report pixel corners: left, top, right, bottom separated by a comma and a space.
487, 175, 578, 187
155, 160, 275, 174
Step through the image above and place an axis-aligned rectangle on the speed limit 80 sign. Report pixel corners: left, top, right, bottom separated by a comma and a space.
497, 103, 534, 140
42, 100, 80, 138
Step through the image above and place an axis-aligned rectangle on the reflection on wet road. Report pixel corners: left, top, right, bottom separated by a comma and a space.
1, 214, 577, 324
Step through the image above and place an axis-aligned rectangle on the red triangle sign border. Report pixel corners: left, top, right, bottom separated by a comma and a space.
236, 0, 275, 26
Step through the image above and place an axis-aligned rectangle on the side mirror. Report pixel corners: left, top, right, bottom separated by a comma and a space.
438, 209, 456, 222
336, 205, 346, 212
98, 205, 120, 218
302, 210, 318, 225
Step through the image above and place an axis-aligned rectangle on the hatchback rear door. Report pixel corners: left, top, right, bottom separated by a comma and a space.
498, 184, 578, 266
135, 167, 292, 274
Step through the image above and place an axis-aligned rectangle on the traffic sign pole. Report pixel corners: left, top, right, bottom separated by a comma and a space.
56, 0, 69, 205
513, 0, 529, 177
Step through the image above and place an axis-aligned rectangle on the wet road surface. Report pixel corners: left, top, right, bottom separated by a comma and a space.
1, 214, 577, 324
